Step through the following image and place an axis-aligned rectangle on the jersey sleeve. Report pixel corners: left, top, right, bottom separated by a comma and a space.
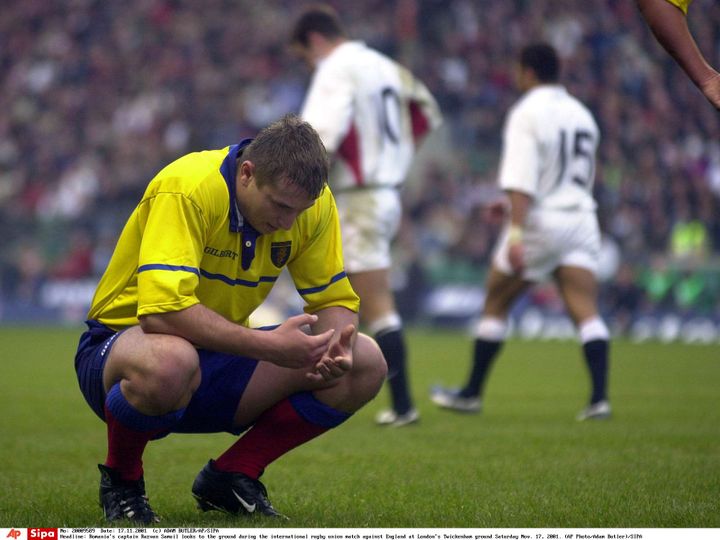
301, 61, 355, 153
136, 192, 208, 317
404, 69, 443, 143
287, 189, 360, 313
497, 105, 539, 197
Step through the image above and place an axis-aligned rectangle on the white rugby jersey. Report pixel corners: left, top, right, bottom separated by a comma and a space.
301, 41, 442, 190
498, 85, 599, 211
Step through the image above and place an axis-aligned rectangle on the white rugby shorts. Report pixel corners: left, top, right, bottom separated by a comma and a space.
334, 187, 402, 273
493, 209, 601, 281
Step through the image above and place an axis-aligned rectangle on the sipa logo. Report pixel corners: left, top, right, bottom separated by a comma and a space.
6, 531, 21, 540
28, 530, 57, 540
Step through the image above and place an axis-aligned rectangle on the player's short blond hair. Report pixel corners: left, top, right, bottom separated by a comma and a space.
243, 114, 329, 200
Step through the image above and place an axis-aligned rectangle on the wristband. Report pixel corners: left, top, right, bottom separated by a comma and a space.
507, 225, 524, 244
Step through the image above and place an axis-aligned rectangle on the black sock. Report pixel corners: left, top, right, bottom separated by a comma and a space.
375, 328, 412, 415
461, 339, 503, 398
583, 339, 609, 404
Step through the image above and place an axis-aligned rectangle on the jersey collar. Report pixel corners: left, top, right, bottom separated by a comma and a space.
219, 138, 261, 270
220, 138, 253, 233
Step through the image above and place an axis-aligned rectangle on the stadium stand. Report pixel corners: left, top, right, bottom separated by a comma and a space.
1, 0, 719, 340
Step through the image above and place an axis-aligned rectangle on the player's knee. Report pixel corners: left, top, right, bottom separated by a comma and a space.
353, 333, 387, 392
143, 337, 201, 408
310, 334, 386, 413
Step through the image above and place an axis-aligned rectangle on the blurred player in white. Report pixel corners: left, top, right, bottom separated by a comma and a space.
431, 43, 611, 421
291, 4, 442, 427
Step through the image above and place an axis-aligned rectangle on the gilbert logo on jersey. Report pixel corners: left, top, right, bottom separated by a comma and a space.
204, 246, 238, 260
271, 241, 292, 268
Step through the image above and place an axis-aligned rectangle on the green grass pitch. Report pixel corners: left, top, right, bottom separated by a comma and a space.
1, 326, 718, 528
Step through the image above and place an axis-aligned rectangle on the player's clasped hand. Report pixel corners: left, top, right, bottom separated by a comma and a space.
264, 313, 335, 369
307, 324, 355, 383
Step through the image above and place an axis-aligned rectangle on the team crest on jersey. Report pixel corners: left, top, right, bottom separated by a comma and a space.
270, 241, 292, 267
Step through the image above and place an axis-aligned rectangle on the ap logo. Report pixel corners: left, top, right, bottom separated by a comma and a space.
3, 530, 23, 540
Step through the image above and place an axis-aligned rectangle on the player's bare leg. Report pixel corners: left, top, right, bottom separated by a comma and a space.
349, 268, 418, 426
460, 268, 531, 399
103, 327, 202, 414
554, 265, 611, 420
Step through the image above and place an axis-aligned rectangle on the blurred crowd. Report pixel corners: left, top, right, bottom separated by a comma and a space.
1, 0, 719, 326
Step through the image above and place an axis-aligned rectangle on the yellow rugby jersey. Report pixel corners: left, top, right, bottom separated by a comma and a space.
88, 141, 359, 330
666, 0, 691, 14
